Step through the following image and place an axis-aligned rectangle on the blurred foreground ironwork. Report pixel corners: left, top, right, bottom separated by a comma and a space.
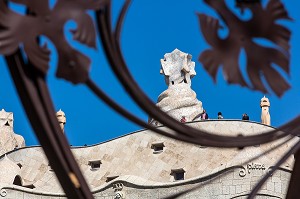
0, 0, 298, 198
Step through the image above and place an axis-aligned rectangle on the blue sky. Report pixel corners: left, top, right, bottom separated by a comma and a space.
0, 0, 300, 146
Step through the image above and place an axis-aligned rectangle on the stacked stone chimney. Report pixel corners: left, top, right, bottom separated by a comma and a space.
0, 109, 25, 155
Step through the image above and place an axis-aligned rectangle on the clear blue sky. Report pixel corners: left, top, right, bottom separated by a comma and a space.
1, 0, 300, 146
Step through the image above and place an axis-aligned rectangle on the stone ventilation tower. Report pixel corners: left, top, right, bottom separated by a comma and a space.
150, 49, 204, 124
0, 109, 25, 155
260, 96, 271, 125
56, 109, 66, 133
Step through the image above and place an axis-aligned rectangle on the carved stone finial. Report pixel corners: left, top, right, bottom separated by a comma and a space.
260, 96, 271, 125
56, 109, 66, 133
160, 48, 196, 87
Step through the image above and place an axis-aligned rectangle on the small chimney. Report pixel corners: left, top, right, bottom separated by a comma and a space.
56, 109, 66, 133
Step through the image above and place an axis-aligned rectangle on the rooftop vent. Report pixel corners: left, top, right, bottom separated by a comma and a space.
88, 160, 102, 170
171, 168, 185, 181
151, 142, 165, 154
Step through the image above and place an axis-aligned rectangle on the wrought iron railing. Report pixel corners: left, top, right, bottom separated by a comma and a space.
0, 0, 299, 198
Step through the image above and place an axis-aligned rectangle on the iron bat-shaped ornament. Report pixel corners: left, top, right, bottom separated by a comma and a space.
198, 0, 291, 96
0, 0, 105, 83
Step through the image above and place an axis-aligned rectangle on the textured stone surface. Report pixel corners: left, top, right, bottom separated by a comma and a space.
0, 155, 21, 184
156, 83, 203, 122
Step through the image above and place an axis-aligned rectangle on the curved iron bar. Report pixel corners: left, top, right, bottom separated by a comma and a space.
247, 139, 300, 198
5, 52, 93, 198
95, 0, 300, 148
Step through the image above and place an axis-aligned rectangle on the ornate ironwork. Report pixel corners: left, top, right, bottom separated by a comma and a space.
0, 0, 104, 83
0, 0, 299, 198
198, 0, 291, 96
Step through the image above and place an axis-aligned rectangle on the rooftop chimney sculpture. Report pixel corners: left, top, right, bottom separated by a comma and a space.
56, 109, 66, 133
0, 109, 25, 155
150, 49, 204, 124
260, 96, 271, 125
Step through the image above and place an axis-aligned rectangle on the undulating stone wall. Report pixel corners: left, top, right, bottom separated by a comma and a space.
0, 167, 291, 198
0, 120, 297, 198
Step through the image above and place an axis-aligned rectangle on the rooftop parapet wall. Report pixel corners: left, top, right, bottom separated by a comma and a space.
0, 165, 292, 198
0, 120, 297, 194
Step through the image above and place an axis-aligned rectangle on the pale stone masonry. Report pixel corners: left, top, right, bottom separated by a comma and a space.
0, 120, 297, 198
